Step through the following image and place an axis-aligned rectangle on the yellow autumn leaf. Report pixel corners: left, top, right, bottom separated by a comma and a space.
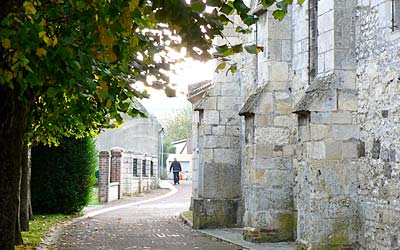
39, 18, 46, 26
38, 31, 46, 38
2, 39, 11, 49
42, 35, 52, 46
23, 1, 37, 15
100, 81, 109, 93
129, 0, 139, 11
36, 47, 47, 57
52, 36, 58, 47
106, 99, 112, 108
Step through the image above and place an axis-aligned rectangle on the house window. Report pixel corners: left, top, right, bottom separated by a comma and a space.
132, 159, 138, 177
150, 161, 154, 176
392, 0, 400, 30
142, 160, 146, 176
309, 0, 318, 80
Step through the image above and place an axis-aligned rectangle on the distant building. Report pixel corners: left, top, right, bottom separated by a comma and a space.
96, 102, 162, 202
166, 138, 193, 180
96, 102, 162, 157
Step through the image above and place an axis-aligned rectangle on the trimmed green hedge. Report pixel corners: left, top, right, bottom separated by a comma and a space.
31, 137, 97, 214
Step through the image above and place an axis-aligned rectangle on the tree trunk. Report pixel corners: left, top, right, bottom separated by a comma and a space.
15, 160, 23, 246
20, 145, 30, 231
0, 86, 30, 249
28, 147, 33, 220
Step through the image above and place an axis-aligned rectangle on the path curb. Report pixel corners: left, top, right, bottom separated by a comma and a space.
37, 180, 176, 249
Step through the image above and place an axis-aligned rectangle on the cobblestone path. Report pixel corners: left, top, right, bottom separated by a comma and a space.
54, 181, 241, 250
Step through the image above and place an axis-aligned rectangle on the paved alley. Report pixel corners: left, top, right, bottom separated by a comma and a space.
53, 181, 241, 250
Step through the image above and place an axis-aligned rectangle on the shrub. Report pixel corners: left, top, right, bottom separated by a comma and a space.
31, 137, 97, 214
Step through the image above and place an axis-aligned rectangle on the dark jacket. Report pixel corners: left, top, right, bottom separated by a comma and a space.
169, 160, 182, 172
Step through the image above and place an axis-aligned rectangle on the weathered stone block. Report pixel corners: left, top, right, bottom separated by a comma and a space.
283, 145, 294, 157
202, 96, 217, 110
325, 142, 343, 160
308, 142, 326, 159
204, 111, 219, 125
225, 126, 241, 136
211, 125, 225, 135
213, 148, 240, 165
275, 102, 292, 114
255, 115, 271, 127
310, 112, 352, 124
255, 127, 290, 145
342, 142, 359, 159
275, 91, 290, 100
220, 110, 241, 125
271, 62, 289, 82
255, 144, 274, 158
332, 125, 360, 140
217, 96, 239, 110
255, 92, 273, 114
338, 91, 358, 111
192, 198, 239, 229
310, 124, 330, 141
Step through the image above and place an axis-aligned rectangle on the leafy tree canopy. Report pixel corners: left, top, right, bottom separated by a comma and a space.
0, 0, 302, 146
164, 105, 192, 143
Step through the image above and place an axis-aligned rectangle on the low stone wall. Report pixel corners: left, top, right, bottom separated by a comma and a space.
98, 148, 158, 202
108, 182, 119, 202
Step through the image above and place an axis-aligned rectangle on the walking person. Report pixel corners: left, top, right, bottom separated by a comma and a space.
169, 158, 182, 185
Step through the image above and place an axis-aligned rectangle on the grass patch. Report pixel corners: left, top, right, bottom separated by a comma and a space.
88, 186, 100, 206
181, 210, 193, 224
17, 214, 73, 250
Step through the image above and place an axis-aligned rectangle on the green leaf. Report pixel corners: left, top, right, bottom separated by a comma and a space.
47, 87, 58, 98
215, 62, 226, 73
297, 0, 305, 5
233, 0, 250, 14
261, 0, 275, 7
273, 9, 286, 20
219, 14, 231, 25
71, 60, 82, 70
220, 4, 234, 15
236, 26, 252, 34
276, 1, 288, 12
243, 15, 258, 26
228, 64, 237, 75
232, 44, 243, 53
244, 45, 258, 54
206, 0, 223, 6
191, 0, 206, 13
216, 44, 229, 53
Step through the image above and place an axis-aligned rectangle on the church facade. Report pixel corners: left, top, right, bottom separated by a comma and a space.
189, 1, 400, 249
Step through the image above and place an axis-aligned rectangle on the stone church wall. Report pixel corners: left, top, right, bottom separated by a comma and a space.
355, 1, 400, 248
189, 0, 400, 249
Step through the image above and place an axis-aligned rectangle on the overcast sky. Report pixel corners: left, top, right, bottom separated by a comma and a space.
141, 59, 214, 121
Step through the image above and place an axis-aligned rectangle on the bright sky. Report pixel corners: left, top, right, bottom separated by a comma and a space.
141, 58, 215, 121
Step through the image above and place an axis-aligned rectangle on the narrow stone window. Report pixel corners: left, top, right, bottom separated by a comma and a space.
308, 0, 318, 80
198, 110, 204, 125
142, 159, 146, 176
392, 0, 400, 31
150, 161, 154, 176
132, 158, 138, 177
245, 114, 255, 144
297, 112, 310, 142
